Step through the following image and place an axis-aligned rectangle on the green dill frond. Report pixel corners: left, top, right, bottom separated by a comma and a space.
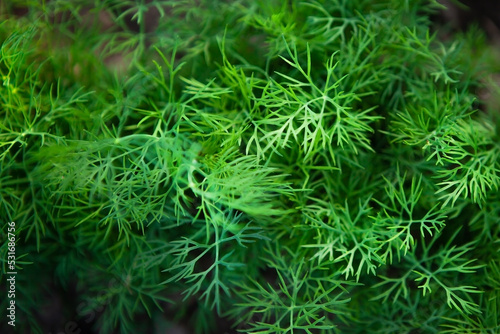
1, 0, 499, 333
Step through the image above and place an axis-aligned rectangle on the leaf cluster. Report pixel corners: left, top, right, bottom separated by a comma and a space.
0, 0, 499, 333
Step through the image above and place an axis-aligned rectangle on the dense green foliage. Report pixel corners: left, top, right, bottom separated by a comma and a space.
1, 0, 499, 333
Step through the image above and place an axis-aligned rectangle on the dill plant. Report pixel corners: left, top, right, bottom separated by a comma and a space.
0, 0, 499, 333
